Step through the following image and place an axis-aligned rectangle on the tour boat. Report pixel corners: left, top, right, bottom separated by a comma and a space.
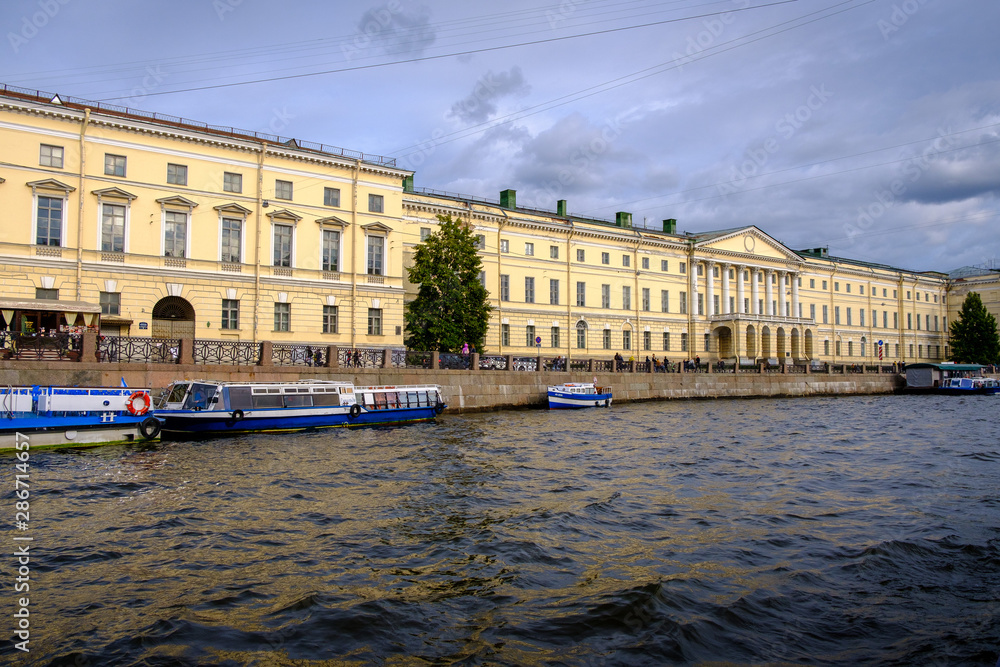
153, 379, 446, 438
937, 377, 1000, 395
547, 382, 613, 409
0, 385, 159, 451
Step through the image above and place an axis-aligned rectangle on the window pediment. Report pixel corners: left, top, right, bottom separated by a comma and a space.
266, 208, 302, 224
92, 186, 137, 201
28, 178, 76, 194
156, 195, 198, 209
361, 221, 392, 235
316, 215, 350, 228
213, 202, 253, 216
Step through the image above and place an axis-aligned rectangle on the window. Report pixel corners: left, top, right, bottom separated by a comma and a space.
323, 305, 338, 334
663, 332, 670, 351
623, 330, 631, 350
697, 264, 704, 277
836, 340, 842, 356
224, 172, 242, 193
367, 236, 384, 275
835, 306, 841, 325
549, 279, 559, 305
623, 255, 630, 267
368, 308, 382, 335
681, 333, 688, 352
810, 279, 815, 288
824, 340, 830, 356
576, 281, 586, 307
39, 144, 63, 168
704, 333, 711, 352
642, 257, 649, 270
222, 299, 239, 329
550, 245, 559, 259
99, 292, 120, 316
368, 194, 384, 213
273, 224, 292, 267
934, 315, 939, 331
883, 288, 888, 297
101, 203, 126, 253
894, 312, 898, 329
501, 324, 510, 347
525, 277, 535, 303
893, 290, 897, 298
834, 282, 840, 292
479, 271, 486, 288
167, 163, 187, 185
36, 196, 64, 246
601, 252, 610, 265
661, 260, 668, 271
661, 290, 669, 313
576, 323, 587, 349
500, 275, 510, 301
846, 284, 851, 293
551, 327, 560, 348
104, 154, 126, 177
576, 249, 585, 262
859, 309, 865, 327
602, 284, 611, 309
822, 280, 828, 290
603, 329, 611, 349
221, 218, 242, 263
907, 313, 912, 329
275, 179, 293, 200
642, 288, 650, 311
322, 229, 340, 271
324, 187, 341, 207
810, 304, 816, 321
906, 291, 911, 300
848, 341, 854, 357
164, 211, 187, 258
883, 311, 888, 329
526, 325, 536, 347
420, 227, 431, 241
623, 286, 631, 310
500, 239, 509, 253
525, 242, 534, 256
680, 262, 686, 274
895, 343, 900, 357
643, 331, 651, 351
714, 295, 720, 314
274, 302, 290, 332
679, 291, 687, 314
697, 293, 704, 316
846, 307, 852, 326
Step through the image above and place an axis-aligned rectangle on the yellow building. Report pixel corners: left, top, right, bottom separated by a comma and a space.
0, 85, 412, 347
403, 188, 951, 365
0, 84, 954, 364
947, 266, 1000, 342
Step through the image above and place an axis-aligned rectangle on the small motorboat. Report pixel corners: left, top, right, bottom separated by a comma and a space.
547, 382, 613, 409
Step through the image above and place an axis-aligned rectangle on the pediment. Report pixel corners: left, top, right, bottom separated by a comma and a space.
27, 178, 75, 193
213, 202, 253, 216
265, 208, 302, 222
695, 226, 802, 264
92, 186, 137, 201
361, 221, 393, 234
316, 215, 350, 228
155, 195, 198, 209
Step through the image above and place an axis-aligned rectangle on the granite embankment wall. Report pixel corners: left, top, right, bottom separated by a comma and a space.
0, 361, 904, 412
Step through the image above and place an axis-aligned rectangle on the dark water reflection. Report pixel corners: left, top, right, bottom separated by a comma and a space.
6, 395, 1000, 665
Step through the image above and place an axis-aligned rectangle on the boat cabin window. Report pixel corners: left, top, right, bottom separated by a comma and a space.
227, 386, 253, 410
166, 383, 189, 404
183, 383, 218, 410
312, 392, 341, 406
283, 394, 313, 407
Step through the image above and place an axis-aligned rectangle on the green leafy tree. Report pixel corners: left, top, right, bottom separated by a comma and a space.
405, 214, 493, 353
948, 292, 1000, 364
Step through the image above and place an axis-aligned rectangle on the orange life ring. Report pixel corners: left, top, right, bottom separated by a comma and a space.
126, 391, 150, 416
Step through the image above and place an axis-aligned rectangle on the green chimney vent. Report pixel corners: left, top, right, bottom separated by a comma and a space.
402, 175, 414, 192
557, 200, 567, 217
615, 211, 632, 228
663, 219, 677, 234
500, 189, 516, 209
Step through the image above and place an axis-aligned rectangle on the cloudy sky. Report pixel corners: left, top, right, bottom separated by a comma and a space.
3, 0, 998, 273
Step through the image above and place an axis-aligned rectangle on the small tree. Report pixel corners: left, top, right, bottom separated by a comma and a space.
404, 214, 493, 353
949, 292, 1000, 364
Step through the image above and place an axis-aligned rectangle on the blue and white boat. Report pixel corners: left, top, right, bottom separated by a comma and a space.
153, 379, 446, 438
547, 382, 613, 409
1, 385, 159, 451
938, 376, 1000, 395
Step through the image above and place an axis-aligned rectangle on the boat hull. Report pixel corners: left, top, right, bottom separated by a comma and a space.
547, 391, 613, 409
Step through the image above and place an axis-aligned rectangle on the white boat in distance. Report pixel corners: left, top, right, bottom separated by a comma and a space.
547, 382, 613, 409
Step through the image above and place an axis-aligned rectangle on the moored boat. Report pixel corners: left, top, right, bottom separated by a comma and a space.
904, 362, 1000, 395
937, 377, 1000, 395
0, 385, 159, 451
547, 382, 613, 409
153, 379, 446, 438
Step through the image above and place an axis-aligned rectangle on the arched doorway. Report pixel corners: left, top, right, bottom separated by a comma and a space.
152, 296, 196, 338
714, 325, 734, 358
804, 329, 814, 358
746, 325, 757, 358
776, 327, 787, 360
761, 326, 772, 360
791, 328, 802, 359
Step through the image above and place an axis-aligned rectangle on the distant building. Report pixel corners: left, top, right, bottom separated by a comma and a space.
947, 265, 1000, 342
0, 84, 954, 363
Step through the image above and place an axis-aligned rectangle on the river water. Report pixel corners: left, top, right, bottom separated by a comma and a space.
5, 394, 1000, 666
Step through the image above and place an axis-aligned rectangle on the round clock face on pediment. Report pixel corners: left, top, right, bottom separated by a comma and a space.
743, 234, 756, 252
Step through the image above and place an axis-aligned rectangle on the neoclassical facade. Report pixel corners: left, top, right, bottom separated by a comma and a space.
0, 84, 963, 363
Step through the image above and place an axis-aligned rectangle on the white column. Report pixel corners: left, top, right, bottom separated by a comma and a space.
751, 268, 760, 315
791, 272, 800, 319
737, 266, 745, 314
765, 270, 774, 316
706, 261, 715, 317
722, 264, 731, 315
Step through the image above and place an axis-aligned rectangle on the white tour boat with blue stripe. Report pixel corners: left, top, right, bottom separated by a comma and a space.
153, 379, 446, 438
1, 385, 159, 450
547, 382, 613, 409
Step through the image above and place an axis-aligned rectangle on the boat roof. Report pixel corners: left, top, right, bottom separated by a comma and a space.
906, 363, 985, 371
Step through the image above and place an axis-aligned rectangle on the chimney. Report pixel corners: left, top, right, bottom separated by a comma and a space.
402, 175, 414, 192
556, 200, 567, 217
663, 219, 677, 234
615, 211, 632, 228
500, 189, 516, 209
